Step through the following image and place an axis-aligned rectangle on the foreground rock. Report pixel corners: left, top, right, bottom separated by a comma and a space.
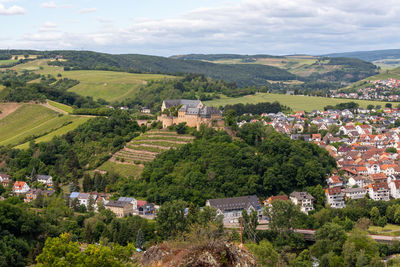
141, 242, 257, 267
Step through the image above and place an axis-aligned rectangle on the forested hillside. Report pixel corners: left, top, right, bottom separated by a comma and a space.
11, 50, 296, 87
124, 124, 336, 205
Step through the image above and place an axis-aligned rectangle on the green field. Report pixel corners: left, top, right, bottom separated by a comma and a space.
0, 104, 89, 147
47, 99, 73, 113
9, 59, 176, 102
368, 224, 400, 237
15, 116, 90, 149
0, 59, 18, 66
204, 93, 391, 112
97, 161, 144, 178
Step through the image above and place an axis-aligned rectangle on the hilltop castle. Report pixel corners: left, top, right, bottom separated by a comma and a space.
157, 99, 224, 130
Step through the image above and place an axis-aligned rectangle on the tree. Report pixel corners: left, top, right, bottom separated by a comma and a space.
87, 195, 95, 213
246, 240, 278, 267
291, 249, 312, 267
135, 228, 145, 250
367, 104, 374, 110
370, 207, 380, 225
386, 147, 397, 154
264, 199, 302, 234
175, 122, 187, 134
328, 124, 340, 135
34, 192, 44, 208
242, 209, 258, 242
82, 173, 92, 192
342, 229, 381, 267
312, 223, 347, 257
36, 233, 135, 266
385, 103, 392, 108
156, 200, 187, 239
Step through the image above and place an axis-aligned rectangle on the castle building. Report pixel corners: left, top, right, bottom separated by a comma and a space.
158, 99, 224, 130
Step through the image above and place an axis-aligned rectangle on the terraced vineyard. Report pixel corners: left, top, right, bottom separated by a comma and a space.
98, 130, 195, 178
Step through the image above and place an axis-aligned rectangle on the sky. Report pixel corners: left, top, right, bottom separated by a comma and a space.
1, 0, 400, 56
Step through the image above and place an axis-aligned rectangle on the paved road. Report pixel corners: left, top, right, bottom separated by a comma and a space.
224, 223, 400, 243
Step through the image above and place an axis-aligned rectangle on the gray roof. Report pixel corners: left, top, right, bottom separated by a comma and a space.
36, 174, 52, 180
207, 195, 260, 212
342, 188, 366, 193
290, 191, 314, 201
199, 106, 222, 118
105, 200, 131, 208
163, 99, 201, 109
118, 197, 136, 202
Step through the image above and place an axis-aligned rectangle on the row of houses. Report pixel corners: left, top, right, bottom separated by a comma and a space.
68, 192, 157, 218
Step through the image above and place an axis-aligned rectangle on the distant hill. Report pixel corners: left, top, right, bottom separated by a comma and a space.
0, 50, 295, 87
323, 49, 400, 62
170, 53, 282, 61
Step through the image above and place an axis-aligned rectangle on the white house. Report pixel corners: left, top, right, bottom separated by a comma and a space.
389, 180, 400, 199
347, 176, 371, 188
342, 188, 367, 200
325, 187, 346, 208
290, 191, 314, 214
206, 195, 262, 223
367, 182, 390, 201
36, 175, 53, 185
13, 181, 30, 194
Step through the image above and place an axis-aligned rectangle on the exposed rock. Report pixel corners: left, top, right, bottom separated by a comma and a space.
140, 242, 257, 267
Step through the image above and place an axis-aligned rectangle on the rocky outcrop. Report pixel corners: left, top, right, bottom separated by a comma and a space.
141, 242, 257, 267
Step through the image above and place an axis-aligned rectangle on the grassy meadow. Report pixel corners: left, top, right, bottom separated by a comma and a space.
47, 99, 74, 113
9, 59, 176, 102
0, 103, 89, 147
15, 116, 90, 149
204, 93, 391, 112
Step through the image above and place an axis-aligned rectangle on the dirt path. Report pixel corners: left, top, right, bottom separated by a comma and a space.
40, 101, 68, 115
0, 102, 22, 120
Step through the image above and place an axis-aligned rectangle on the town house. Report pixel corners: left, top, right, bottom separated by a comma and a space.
289, 192, 314, 214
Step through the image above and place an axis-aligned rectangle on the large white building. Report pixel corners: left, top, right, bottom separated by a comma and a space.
325, 187, 346, 208
289, 191, 314, 214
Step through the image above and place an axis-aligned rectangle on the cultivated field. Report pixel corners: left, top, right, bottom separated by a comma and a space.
210, 55, 335, 77
8, 59, 176, 102
98, 129, 194, 178
47, 99, 73, 114
15, 116, 90, 149
204, 93, 391, 112
0, 103, 89, 147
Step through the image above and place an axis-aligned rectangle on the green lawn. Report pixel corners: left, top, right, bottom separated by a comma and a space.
97, 161, 143, 178
204, 93, 391, 112
0, 104, 89, 147
15, 116, 90, 149
0, 85, 4, 92
47, 99, 74, 113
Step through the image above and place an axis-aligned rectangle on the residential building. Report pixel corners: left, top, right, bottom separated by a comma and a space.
289, 191, 314, 214
389, 180, 400, 199
35, 175, 53, 186
342, 188, 367, 200
325, 187, 346, 208
105, 200, 133, 218
367, 182, 390, 201
206, 195, 262, 223
118, 197, 137, 212
24, 189, 54, 203
13, 181, 30, 194
137, 201, 156, 215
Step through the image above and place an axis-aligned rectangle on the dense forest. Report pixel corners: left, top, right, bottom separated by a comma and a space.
122, 124, 336, 205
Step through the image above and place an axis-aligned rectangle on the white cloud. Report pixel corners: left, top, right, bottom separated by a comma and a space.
0, 3, 26, 15
6, 0, 400, 55
79, 8, 96, 14
39, 21, 58, 32
41, 1, 56, 8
